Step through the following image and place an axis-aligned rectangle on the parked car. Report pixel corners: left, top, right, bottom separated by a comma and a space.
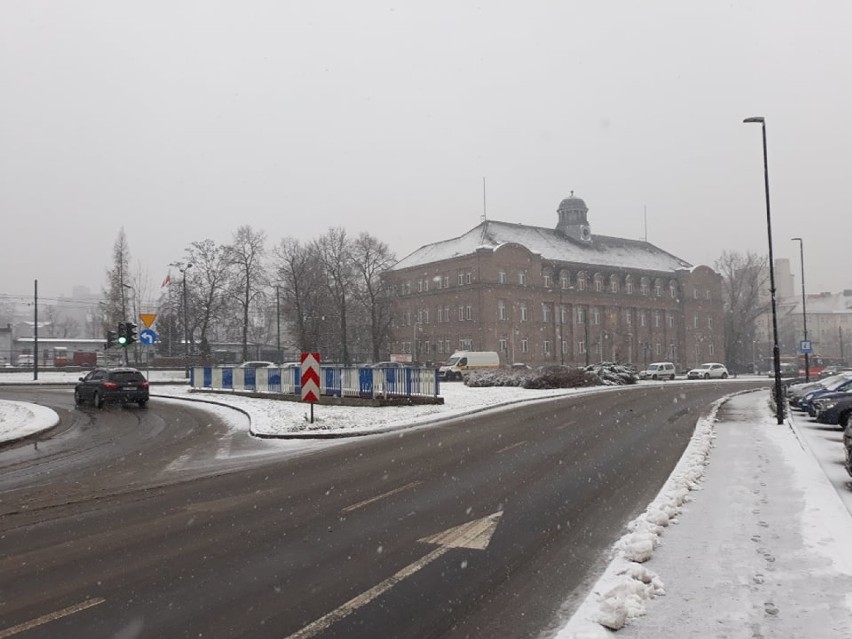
687, 362, 729, 380
844, 423, 852, 478
787, 373, 852, 407
800, 377, 852, 415
789, 373, 852, 410
238, 361, 277, 368
813, 394, 852, 428
74, 367, 150, 408
638, 362, 676, 380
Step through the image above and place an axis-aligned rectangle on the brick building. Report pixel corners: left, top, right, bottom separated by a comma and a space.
386, 193, 725, 370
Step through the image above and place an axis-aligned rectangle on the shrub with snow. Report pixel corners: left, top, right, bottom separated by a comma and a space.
464, 362, 637, 389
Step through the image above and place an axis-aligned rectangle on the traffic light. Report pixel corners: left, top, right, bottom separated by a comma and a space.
105, 330, 117, 349
117, 322, 128, 346
126, 322, 138, 345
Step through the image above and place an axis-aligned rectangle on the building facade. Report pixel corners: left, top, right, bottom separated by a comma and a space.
387, 194, 725, 370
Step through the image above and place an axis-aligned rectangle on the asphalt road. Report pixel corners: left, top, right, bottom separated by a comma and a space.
0, 380, 766, 639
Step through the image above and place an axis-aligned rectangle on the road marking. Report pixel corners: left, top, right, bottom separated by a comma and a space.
0, 598, 106, 638
497, 440, 526, 454
285, 512, 503, 639
340, 480, 422, 514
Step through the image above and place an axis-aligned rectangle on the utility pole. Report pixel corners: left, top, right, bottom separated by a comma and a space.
33, 279, 38, 381
276, 284, 281, 363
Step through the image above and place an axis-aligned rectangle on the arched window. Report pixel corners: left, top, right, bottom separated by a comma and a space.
610, 274, 620, 294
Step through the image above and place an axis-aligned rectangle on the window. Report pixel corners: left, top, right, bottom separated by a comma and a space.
542, 304, 551, 322
577, 307, 586, 323
424, 279, 429, 292
437, 307, 443, 323
707, 317, 713, 329
595, 277, 603, 292
625, 310, 632, 326
561, 275, 569, 290
519, 271, 527, 285
667, 313, 674, 328
544, 340, 551, 355
654, 311, 660, 328
592, 308, 600, 325
460, 338, 473, 351
445, 339, 451, 353
655, 343, 662, 356
458, 306, 464, 321
543, 275, 552, 288
443, 276, 449, 288
418, 280, 423, 292
562, 340, 568, 354
560, 305, 568, 324
578, 340, 587, 354
706, 290, 711, 300
521, 338, 529, 353
578, 276, 587, 291
423, 340, 430, 354
465, 272, 472, 285
693, 289, 699, 299
655, 282, 662, 297
499, 338, 508, 353
640, 311, 646, 327
670, 282, 677, 298
498, 300, 507, 320
423, 309, 429, 324
499, 271, 508, 284
520, 303, 528, 321
694, 316, 699, 328
709, 343, 715, 355
640, 280, 649, 296
626, 278, 634, 294
465, 305, 472, 320
610, 276, 619, 294
458, 272, 464, 285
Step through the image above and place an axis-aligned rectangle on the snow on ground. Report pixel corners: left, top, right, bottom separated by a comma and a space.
556, 391, 852, 639
0, 399, 59, 443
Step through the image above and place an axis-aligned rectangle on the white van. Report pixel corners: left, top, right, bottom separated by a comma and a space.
439, 351, 500, 381
638, 361, 676, 380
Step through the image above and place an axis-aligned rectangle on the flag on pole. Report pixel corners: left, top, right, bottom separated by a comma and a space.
161, 273, 172, 288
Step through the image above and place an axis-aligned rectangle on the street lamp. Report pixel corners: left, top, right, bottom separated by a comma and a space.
744, 116, 784, 424
179, 263, 193, 378
791, 238, 810, 382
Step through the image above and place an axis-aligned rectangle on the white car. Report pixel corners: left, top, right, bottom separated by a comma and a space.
687, 362, 729, 380
638, 362, 676, 380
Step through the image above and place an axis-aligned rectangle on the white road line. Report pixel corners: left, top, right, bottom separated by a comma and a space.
340, 480, 422, 514
285, 512, 503, 639
496, 440, 526, 454
0, 597, 106, 638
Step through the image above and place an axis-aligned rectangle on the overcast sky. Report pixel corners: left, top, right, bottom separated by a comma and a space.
2, 1, 850, 303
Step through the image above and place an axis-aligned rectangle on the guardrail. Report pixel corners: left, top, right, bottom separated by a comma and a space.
189, 366, 440, 399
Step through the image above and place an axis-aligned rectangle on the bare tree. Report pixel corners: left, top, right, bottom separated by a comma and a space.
273, 237, 329, 353
227, 225, 267, 361
315, 228, 355, 364
351, 232, 396, 362
102, 229, 131, 331
715, 250, 769, 372
181, 239, 232, 359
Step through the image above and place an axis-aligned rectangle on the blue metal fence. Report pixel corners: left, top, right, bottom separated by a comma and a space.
190, 366, 440, 400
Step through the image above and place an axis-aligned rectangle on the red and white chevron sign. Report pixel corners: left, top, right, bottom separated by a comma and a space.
300, 352, 321, 403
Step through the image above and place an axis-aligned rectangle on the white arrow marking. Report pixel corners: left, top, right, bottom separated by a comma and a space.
284, 511, 503, 639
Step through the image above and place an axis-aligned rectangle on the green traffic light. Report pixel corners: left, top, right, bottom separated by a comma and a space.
118, 336, 128, 346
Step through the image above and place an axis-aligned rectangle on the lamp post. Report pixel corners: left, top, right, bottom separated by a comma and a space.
744, 116, 784, 424
276, 284, 281, 363
179, 263, 193, 378
791, 237, 810, 382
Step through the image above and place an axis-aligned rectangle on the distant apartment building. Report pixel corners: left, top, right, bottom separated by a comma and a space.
386, 193, 725, 370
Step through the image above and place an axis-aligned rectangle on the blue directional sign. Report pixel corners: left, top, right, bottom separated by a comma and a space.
140, 328, 158, 345
799, 339, 812, 354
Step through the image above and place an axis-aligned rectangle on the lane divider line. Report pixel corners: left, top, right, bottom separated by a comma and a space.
0, 597, 106, 638
496, 440, 526, 454
340, 480, 422, 514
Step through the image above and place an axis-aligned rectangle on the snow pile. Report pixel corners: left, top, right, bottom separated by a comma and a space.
466, 363, 637, 390
557, 392, 730, 637
0, 399, 59, 443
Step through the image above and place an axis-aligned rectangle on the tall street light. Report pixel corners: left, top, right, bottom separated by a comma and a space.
179, 263, 193, 379
744, 116, 784, 424
791, 237, 810, 382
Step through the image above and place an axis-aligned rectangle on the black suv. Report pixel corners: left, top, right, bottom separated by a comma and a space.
74, 367, 150, 408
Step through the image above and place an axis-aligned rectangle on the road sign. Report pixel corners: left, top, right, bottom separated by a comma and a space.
140, 329, 158, 345
300, 352, 321, 403
799, 339, 813, 354
139, 313, 158, 329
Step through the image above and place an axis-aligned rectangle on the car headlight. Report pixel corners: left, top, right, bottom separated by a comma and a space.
822, 401, 838, 411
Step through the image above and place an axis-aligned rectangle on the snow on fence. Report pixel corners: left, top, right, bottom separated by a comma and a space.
190, 366, 441, 400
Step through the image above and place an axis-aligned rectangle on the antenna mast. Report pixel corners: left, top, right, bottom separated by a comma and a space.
643, 205, 648, 241
481, 177, 487, 222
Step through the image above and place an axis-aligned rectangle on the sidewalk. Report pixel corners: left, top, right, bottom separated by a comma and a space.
560, 391, 852, 638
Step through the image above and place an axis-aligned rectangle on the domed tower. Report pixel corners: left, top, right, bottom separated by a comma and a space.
556, 191, 592, 244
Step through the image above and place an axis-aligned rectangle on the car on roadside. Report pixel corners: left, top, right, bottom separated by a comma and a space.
238, 360, 277, 368
74, 367, 150, 408
638, 362, 676, 380
687, 362, 729, 380
813, 393, 852, 429
800, 378, 852, 415
787, 372, 852, 407
844, 423, 852, 478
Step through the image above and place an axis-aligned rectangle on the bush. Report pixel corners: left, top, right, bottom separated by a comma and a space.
463, 362, 639, 389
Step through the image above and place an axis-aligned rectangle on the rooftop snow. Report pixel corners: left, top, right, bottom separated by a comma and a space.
392, 220, 693, 274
